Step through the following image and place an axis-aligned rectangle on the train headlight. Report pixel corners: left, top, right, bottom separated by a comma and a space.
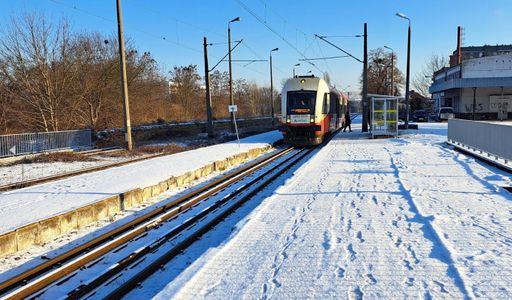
286, 116, 291, 123
310, 117, 315, 123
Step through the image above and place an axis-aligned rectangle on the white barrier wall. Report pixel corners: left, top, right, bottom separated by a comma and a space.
448, 119, 512, 164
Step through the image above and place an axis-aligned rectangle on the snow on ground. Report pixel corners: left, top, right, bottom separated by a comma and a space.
147, 121, 512, 299
0, 131, 281, 234
0, 156, 128, 186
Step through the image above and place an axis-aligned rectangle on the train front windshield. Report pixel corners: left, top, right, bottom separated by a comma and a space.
287, 91, 316, 114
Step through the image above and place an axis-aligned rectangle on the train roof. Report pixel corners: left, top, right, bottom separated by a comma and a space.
282, 77, 349, 100
282, 76, 326, 92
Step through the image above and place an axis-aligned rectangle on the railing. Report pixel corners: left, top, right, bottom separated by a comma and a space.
448, 119, 512, 167
0, 129, 92, 158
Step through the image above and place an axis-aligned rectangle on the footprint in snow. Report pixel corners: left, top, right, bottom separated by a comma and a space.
403, 259, 413, 271
432, 280, 449, 293
366, 274, 377, 285
348, 286, 364, 300
336, 266, 345, 279
356, 231, 365, 243
404, 277, 414, 286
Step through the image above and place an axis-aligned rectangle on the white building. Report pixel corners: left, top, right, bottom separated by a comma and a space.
430, 53, 512, 120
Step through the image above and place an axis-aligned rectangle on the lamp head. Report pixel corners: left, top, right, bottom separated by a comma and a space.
230, 17, 241, 23
271, 48, 279, 52
294, 63, 300, 67
396, 12, 410, 22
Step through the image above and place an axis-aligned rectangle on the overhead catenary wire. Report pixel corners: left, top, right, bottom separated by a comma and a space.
125, 0, 225, 38
249, 0, 323, 70
234, 0, 325, 75
45, 0, 298, 82
299, 55, 350, 61
45, 0, 270, 80
315, 34, 363, 64
315, 38, 335, 77
241, 41, 288, 78
47, 0, 202, 54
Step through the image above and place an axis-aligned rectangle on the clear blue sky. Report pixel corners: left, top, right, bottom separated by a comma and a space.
1, 0, 512, 96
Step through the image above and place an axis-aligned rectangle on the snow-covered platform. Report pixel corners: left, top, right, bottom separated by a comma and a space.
0, 131, 282, 236
146, 122, 512, 299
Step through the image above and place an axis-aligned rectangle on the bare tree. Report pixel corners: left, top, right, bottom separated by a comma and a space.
70, 33, 118, 129
413, 54, 448, 97
370, 48, 403, 96
361, 48, 404, 96
0, 13, 77, 132
168, 65, 202, 120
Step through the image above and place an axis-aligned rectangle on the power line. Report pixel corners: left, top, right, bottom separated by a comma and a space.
299, 55, 350, 61
315, 38, 334, 76
319, 35, 363, 38
47, 0, 288, 81
234, 0, 324, 75
315, 34, 363, 63
124, 0, 225, 38
241, 40, 288, 78
47, 0, 202, 54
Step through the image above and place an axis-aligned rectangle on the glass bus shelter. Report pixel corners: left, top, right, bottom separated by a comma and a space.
371, 96, 399, 138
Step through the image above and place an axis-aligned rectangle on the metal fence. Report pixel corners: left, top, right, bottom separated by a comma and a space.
0, 129, 92, 158
448, 119, 512, 163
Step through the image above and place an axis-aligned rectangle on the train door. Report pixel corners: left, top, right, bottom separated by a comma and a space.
329, 92, 339, 131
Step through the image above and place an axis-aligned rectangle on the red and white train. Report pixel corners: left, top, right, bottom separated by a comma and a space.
279, 76, 348, 146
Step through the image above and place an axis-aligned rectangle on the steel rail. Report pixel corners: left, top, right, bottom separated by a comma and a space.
102, 129, 341, 299
103, 148, 312, 299
0, 147, 293, 299
66, 148, 307, 299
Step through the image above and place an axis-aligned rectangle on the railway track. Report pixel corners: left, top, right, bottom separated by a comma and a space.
0, 144, 317, 299
78, 147, 124, 157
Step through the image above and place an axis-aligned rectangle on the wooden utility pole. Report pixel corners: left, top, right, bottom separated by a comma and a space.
203, 37, 214, 137
228, 23, 235, 133
116, 0, 133, 150
270, 48, 278, 127
362, 22, 369, 132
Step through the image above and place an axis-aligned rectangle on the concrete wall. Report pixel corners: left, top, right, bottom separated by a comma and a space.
462, 54, 512, 78
0, 144, 274, 258
456, 87, 512, 113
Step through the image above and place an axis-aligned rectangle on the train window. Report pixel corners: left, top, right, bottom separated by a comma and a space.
287, 91, 316, 114
322, 93, 330, 114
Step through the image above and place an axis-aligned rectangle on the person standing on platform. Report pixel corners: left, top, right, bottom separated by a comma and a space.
343, 111, 352, 132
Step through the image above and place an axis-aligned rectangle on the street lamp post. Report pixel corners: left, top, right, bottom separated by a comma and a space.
293, 63, 300, 77
228, 17, 240, 133
384, 45, 394, 96
270, 48, 279, 126
362, 22, 369, 132
396, 12, 411, 128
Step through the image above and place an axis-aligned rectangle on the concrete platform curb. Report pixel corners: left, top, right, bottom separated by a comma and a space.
0, 145, 272, 258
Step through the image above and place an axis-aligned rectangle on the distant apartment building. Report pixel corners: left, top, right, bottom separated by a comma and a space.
429, 27, 512, 120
